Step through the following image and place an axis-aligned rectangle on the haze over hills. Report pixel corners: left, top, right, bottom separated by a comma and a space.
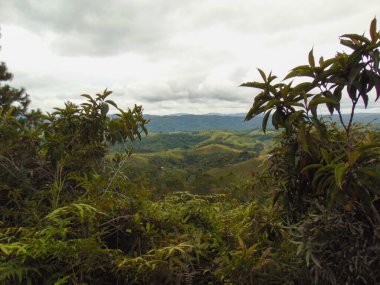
143, 113, 379, 132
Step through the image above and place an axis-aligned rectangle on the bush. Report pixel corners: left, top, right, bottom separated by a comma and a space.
243, 18, 380, 284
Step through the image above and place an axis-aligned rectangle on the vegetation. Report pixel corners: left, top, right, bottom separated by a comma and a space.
142, 114, 261, 132
118, 130, 272, 153
119, 130, 270, 197
133, 113, 380, 133
242, 18, 380, 284
0, 18, 379, 285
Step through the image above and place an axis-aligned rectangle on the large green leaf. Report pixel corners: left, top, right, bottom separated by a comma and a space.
308, 96, 337, 108
257, 68, 267, 82
284, 66, 314, 80
308, 49, 315, 68
370, 17, 378, 42
340, 33, 371, 44
240, 82, 266, 89
262, 110, 272, 133
334, 163, 348, 189
340, 39, 357, 50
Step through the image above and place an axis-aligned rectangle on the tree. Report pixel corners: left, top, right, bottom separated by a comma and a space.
42, 90, 148, 173
242, 18, 380, 284
0, 62, 30, 116
0, 57, 148, 222
242, 18, 380, 217
0, 62, 41, 220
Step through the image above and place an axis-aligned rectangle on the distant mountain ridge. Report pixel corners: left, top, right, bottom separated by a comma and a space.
142, 113, 379, 132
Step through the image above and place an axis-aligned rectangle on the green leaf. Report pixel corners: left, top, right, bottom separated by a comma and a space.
257, 68, 266, 82
245, 97, 267, 121
319, 56, 324, 66
246, 243, 259, 256
348, 65, 362, 87
104, 89, 113, 96
295, 242, 303, 255
347, 151, 360, 167
333, 86, 343, 101
292, 82, 313, 93
356, 188, 372, 213
305, 249, 311, 267
286, 110, 304, 126
320, 57, 337, 69
284, 66, 314, 80
326, 103, 334, 114
101, 103, 109, 116
373, 50, 380, 72
357, 167, 380, 182
302, 163, 322, 173
310, 253, 322, 268
361, 93, 369, 108
320, 148, 331, 163
340, 33, 371, 44
370, 73, 380, 101
297, 123, 310, 153
267, 72, 277, 83
312, 164, 335, 189
240, 81, 266, 89
53, 276, 70, 285
272, 110, 279, 129
287, 101, 304, 107
262, 110, 272, 133
348, 85, 357, 101
238, 236, 245, 249
334, 163, 348, 189
105, 99, 118, 108
81, 94, 95, 103
340, 39, 357, 50
358, 142, 380, 151
310, 104, 318, 120
308, 96, 337, 108
308, 48, 315, 68
0, 244, 11, 255
370, 17, 377, 42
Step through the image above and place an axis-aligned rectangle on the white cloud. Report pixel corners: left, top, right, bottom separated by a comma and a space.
0, 0, 379, 115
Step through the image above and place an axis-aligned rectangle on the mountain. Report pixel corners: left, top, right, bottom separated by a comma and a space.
142, 113, 379, 133
145, 114, 263, 132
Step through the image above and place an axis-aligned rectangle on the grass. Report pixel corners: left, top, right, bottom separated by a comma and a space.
115, 130, 273, 195
207, 158, 263, 179
192, 143, 242, 154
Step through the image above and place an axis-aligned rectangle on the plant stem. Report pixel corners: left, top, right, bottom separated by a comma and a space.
337, 109, 348, 133
346, 100, 357, 149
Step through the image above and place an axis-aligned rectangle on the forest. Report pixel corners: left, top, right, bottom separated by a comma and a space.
0, 19, 380, 285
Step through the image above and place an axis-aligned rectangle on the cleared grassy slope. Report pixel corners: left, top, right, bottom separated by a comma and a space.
117, 130, 273, 195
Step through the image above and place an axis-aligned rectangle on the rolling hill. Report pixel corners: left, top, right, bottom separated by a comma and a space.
142, 113, 379, 132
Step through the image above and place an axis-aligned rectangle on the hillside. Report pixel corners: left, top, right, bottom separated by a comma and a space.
143, 113, 379, 132
118, 130, 272, 196
119, 129, 273, 152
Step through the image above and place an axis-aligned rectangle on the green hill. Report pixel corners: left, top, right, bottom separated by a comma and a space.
118, 130, 272, 196
142, 113, 379, 132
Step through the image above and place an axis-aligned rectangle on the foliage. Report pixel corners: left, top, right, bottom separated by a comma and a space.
43, 90, 148, 172
243, 18, 380, 284
1, 18, 380, 285
0, 59, 303, 284
117, 132, 209, 152
0, 62, 30, 116
119, 131, 268, 196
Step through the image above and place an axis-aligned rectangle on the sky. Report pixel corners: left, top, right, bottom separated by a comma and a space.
0, 0, 379, 115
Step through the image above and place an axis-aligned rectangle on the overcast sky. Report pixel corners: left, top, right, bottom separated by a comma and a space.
1, 0, 379, 115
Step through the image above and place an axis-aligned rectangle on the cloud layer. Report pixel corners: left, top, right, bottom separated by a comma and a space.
1, 0, 379, 114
